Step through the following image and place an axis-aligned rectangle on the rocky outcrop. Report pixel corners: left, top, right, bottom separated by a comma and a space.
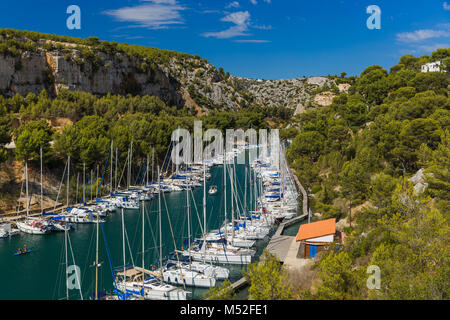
409, 168, 432, 195
0, 47, 183, 107
314, 91, 336, 106
0, 35, 337, 114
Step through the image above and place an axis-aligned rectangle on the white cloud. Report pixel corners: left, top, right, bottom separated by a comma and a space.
396, 28, 450, 42
144, 0, 177, 4
253, 24, 272, 30
226, 1, 240, 9
202, 11, 251, 39
235, 39, 271, 43
222, 11, 250, 25
103, 0, 186, 29
417, 43, 450, 52
444, 2, 450, 10
249, 0, 271, 4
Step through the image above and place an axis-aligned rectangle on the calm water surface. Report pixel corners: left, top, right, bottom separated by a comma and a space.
0, 161, 280, 300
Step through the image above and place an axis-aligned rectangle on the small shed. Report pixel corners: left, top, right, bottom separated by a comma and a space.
295, 218, 336, 259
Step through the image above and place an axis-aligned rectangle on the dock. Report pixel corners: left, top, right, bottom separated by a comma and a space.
267, 213, 307, 262
213, 212, 309, 299
216, 172, 309, 297
265, 170, 309, 262
230, 277, 247, 290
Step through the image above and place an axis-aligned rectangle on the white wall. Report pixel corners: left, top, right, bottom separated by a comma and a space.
305, 234, 334, 243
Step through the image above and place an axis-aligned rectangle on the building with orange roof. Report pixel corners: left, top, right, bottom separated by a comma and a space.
295, 218, 338, 259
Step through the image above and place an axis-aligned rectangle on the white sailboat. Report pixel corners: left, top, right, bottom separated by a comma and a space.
160, 179, 218, 288
115, 166, 189, 300
208, 185, 217, 195
16, 160, 53, 235
183, 158, 255, 265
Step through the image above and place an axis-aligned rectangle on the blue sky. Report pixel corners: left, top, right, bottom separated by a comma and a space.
0, 0, 449, 79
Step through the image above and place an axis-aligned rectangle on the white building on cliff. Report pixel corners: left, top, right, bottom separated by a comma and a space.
421, 61, 442, 73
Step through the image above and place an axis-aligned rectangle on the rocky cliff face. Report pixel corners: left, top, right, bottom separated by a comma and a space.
0, 34, 338, 113
0, 46, 184, 107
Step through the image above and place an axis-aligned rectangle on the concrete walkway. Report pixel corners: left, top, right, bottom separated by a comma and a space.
283, 237, 312, 271
267, 235, 295, 262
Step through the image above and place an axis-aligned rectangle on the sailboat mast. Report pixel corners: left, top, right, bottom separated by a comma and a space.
186, 178, 191, 269
95, 204, 99, 300
90, 170, 93, 202
230, 159, 235, 243
203, 159, 207, 260
151, 147, 155, 184
40, 147, 43, 213
223, 155, 227, 230
121, 208, 126, 299
67, 156, 70, 209
254, 169, 257, 212
95, 165, 99, 198
129, 142, 133, 190
281, 144, 285, 208
65, 216, 69, 300
75, 172, 79, 205
110, 140, 113, 195
115, 148, 118, 192
249, 166, 252, 213
142, 199, 145, 296
244, 167, 247, 214
25, 161, 29, 217
157, 166, 163, 283
146, 154, 149, 186
83, 163, 85, 204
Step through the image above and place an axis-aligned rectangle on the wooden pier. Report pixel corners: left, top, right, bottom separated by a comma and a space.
230, 277, 248, 290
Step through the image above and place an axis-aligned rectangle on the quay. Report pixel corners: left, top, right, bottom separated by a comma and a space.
219, 172, 310, 297
218, 209, 309, 298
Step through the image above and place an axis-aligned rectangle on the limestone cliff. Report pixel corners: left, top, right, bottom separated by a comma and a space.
0, 30, 341, 113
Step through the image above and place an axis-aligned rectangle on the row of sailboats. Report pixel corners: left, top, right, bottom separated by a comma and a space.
115, 167, 190, 300
10, 140, 298, 300
182, 158, 256, 265
112, 143, 299, 299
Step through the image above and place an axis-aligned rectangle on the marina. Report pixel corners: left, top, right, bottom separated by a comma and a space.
0, 145, 301, 300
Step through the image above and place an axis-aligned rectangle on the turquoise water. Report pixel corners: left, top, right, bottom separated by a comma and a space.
281, 220, 308, 237
0, 160, 274, 300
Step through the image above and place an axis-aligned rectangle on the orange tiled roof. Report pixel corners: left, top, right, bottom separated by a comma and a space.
296, 218, 336, 241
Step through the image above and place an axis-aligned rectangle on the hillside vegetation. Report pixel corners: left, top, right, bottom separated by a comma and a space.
0, 29, 336, 112
0, 29, 449, 299
286, 48, 450, 299
0, 88, 293, 214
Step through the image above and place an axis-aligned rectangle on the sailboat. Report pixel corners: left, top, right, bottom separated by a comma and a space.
182, 158, 255, 265
208, 185, 217, 195
205, 160, 259, 247
115, 169, 189, 300
174, 181, 230, 280
46, 155, 74, 231
16, 160, 53, 234
159, 180, 218, 288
